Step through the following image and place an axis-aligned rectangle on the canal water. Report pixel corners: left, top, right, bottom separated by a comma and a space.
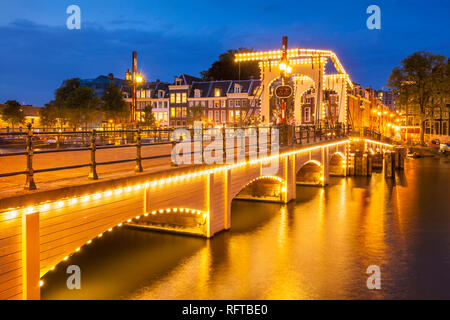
41, 157, 450, 300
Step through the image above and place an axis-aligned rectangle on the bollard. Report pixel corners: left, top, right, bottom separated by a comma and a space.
24, 123, 37, 190
383, 151, 395, 179
135, 128, 143, 172
88, 129, 98, 180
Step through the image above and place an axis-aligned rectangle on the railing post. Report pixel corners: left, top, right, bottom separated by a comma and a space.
135, 128, 143, 172
313, 125, 316, 142
222, 126, 227, 161
299, 126, 302, 144
88, 129, 98, 180
24, 123, 36, 190
171, 133, 180, 167
56, 129, 61, 149
256, 126, 260, 155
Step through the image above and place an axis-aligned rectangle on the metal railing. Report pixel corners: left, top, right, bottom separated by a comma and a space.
0, 123, 347, 190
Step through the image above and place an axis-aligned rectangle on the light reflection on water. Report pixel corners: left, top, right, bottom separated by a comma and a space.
42, 157, 450, 299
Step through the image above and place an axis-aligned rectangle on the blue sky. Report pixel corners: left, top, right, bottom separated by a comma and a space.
0, 0, 449, 106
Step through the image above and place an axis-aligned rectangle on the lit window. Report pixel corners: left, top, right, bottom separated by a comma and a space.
221, 110, 226, 123
214, 101, 220, 108
194, 89, 201, 98
176, 108, 181, 117
304, 107, 311, 122
215, 89, 221, 97
170, 93, 175, 103
229, 110, 234, 122
229, 100, 234, 108
171, 108, 176, 117
182, 92, 187, 103
215, 110, 220, 122
176, 93, 181, 104
182, 107, 187, 117
235, 110, 240, 121
234, 84, 241, 93
208, 111, 213, 120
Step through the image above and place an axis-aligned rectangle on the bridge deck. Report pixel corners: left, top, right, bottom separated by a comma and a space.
0, 139, 340, 209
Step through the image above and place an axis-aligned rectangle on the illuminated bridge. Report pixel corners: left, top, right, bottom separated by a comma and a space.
0, 125, 399, 300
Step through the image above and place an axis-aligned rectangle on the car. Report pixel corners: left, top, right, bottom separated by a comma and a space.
440, 143, 450, 154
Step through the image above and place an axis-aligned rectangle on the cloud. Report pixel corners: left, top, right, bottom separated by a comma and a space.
0, 20, 224, 105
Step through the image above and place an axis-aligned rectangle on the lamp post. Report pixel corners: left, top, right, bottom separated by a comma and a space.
125, 51, 144, 125
278, 36, 292, 124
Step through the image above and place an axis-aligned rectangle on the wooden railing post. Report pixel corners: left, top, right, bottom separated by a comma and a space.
135, 128, 143, 172
222, 126, 227, 161
88, 129, 98, 180
24, 123, 36, 190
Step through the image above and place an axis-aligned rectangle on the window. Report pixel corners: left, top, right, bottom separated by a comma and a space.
235, 100, 241, 108
182, 92, 187, 103
214, 101, 220, 108
158, 101, 162, 108
208, 111, 213, 120
182, 107, 187, 117
304, 107, 311, 122
215, 110, 220, 122
164, 101, 168, 108
209, 100, 213, 108
171, 108, 175, 117
158, 90, 164, 98
170, 93, 175, 103
234, 83, 241, 93
229, 110, 234, 122
306, 98, 311, 104
201, 101, 205, 107
176, 108, 181, 117
215, 89, 221, 97
146, 90, 151, 98
176, 93, 181, 104
163, 112, 168, 122
242, 99, 247, 108
221, 100, 226, 108
229, 100, 234, 108
235, 110, 240, 122
221, 110, 226, 123
194, 89, 201, 98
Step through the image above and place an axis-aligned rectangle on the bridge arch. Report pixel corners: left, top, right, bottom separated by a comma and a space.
329, 152, 346, 176
296, 160, 323, 186
233, 175, 286, 203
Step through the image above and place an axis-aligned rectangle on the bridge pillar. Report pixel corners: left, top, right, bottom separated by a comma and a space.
206, 172, 229, 238
22, 211, 40, 300
321, 146, 330, 186
283, 155, 296, 203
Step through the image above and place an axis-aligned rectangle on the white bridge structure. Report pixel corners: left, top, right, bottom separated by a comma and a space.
235, 48, 353, 125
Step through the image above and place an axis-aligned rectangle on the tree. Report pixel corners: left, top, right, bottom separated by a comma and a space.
1, 100, 25, 129
187, 105, 205, 126
387, 51, 449, 144
65, 87, 101, 129
102, 82, 129, 123
39, 102, 59, 128
55, 78, 80, 102
141, 105, 155, 127
200, 48, 260, 81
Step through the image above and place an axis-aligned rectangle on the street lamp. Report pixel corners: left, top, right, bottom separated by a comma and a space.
125, 52, 145, 125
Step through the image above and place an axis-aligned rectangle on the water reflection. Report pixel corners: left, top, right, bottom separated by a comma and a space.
42, 158, 450, 299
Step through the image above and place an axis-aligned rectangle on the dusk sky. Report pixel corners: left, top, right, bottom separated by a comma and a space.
0, 0, 449, 106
